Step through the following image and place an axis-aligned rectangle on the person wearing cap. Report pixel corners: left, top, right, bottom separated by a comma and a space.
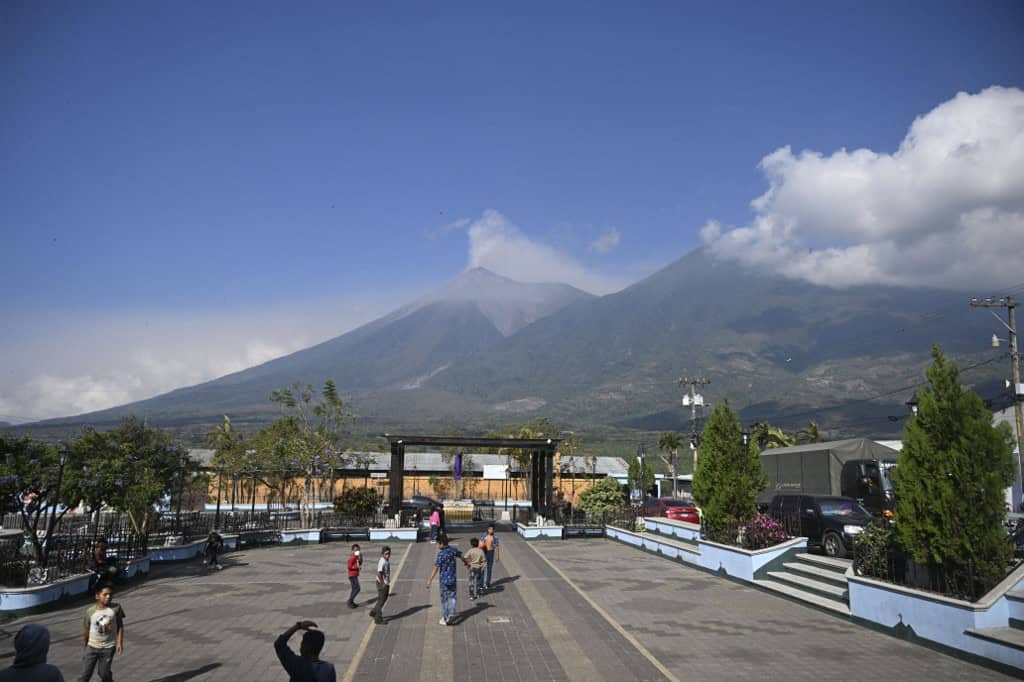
0, 623, 64, 681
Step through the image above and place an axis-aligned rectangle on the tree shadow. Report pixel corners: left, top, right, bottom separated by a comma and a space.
146, 662, 222, 681
385, 604, 431, 621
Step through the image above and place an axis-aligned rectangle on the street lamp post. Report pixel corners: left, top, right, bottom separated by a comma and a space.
43, 444, 69, 565
906, 395, 919, 417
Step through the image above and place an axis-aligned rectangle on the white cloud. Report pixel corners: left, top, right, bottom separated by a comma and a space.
589, 227, 621, 254
0, 293, 408, 422
466, 209, 631, 294
702, 86, 1024, 289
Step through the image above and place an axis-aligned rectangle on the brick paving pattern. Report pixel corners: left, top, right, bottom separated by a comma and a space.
0, 530, 1015, 681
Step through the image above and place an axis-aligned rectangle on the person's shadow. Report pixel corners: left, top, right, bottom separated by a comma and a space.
146, 662, 222, 681
453, 602, 492, 625
486, 575, 520, 592
385, 604, 431, 621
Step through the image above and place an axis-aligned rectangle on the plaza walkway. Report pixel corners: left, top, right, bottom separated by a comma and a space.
0, 527, 1014, 681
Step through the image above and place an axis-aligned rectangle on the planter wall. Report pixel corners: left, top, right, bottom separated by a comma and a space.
644, 517, 701, 543
280, 529, 322, 544
606, 524, 807, 582
149, 539, 207, 562
848, 564, 1024, 672
516, 523, 564, 540
0, 573, 91, 611
369, 528, 418, 542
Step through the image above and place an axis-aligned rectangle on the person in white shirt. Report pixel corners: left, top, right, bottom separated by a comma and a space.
368, 547, 392, 625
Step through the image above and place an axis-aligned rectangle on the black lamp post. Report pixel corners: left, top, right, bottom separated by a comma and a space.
215, 463, 224, 528
741, 430, 751, 447
43, 444, 69, 564
906, 395, 920, 416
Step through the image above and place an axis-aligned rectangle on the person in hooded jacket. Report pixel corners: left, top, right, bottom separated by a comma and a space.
0, 623, 64, 681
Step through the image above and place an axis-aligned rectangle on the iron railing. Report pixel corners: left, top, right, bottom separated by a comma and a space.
699, 511, 800, 550
851, 538, 1021, 602
0, 515, 147, 588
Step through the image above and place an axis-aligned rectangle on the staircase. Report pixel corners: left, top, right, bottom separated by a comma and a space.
754, 553, 851, 616
965, 590, 1024, 653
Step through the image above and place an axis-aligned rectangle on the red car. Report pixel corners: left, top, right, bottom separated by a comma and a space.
639, 498, 700, 524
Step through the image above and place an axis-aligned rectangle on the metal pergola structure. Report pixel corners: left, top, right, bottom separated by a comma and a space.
383, 434, 561, 517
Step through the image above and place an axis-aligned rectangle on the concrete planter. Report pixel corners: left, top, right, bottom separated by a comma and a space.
848, 563, 1024, 672
0, 556, 149, 612
516, 523, 564, 540
606, 524, 806, 581
644, 517, 701, 542
369, 528, 418, 542
149, 539, 207, 562
280, 529, 322, 544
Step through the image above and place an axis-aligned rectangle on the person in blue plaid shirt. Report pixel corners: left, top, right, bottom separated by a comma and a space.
425, 533, 469, 625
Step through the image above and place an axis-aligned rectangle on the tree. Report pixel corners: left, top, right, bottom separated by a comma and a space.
488, 418, 560, 501
577, 476, 625, 516
271, 380, 352, 526
97, 418, 192, 537
0, 435, 82, 566
750, 422, 796, 451
207, 415, 247, 510
657, 432, 683, 497
627, 457, 654, 501
692, 401, 768, 540
892, 346, 1015, 593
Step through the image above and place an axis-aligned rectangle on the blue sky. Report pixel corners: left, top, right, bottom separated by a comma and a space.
2, 1, 1023, 420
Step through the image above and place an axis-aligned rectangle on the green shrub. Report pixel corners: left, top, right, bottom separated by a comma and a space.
334, 487, 378, 516
578, 476, 625, 516
854, 523, 895, 578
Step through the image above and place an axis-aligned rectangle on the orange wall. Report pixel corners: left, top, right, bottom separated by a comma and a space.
208, 474, 600, 505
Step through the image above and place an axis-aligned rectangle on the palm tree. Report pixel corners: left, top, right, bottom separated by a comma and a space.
657, 432, 684, 497
207, 415, 244, 508
795, 421, 822, 444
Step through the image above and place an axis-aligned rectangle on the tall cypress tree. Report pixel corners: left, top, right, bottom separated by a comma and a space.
892, 345, 1015, 591
693, 401, 767, 536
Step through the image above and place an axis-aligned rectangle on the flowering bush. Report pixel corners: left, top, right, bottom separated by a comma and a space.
741, 514, 787, 550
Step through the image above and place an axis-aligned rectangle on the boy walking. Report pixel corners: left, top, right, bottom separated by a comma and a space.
368, 546, 391, 625
464, 538, 486, 600
480, 524, 501, 589
425, 534, 468, 625
346, 544, 363, 608
78, 586, 124, 682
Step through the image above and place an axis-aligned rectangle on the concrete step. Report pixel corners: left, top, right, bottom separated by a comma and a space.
766, 571, 848, 598
782, 561, 849, 585
753, 578, 851, 616
794, 553, 851, 572
965, 627, 1024, 652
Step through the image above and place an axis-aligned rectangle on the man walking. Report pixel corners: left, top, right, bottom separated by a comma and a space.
78, 586, 124, 682
346, 544, 363, 608
425, 533, 467, 625
274, 620, 336, 682
480, 524, 501, 590
368, 546, 391, 625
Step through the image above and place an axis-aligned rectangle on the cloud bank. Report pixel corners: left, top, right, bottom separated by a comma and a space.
702, 86, 1024, 290
0, 296, 405, 422
466, 210, 631, 294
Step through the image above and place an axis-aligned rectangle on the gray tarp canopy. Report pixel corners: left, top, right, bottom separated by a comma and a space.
758, 438, 899, 502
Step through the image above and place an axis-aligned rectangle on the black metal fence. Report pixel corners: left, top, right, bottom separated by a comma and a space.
699, 511, 800, 550
0, 515, 147, 588
851, 538, 1015, 602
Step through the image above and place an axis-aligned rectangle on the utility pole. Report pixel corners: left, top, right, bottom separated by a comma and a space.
970, 296, 1024, 506
679, 376, 710, 473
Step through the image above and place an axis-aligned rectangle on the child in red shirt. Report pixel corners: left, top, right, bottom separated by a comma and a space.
347, 544, 363, 609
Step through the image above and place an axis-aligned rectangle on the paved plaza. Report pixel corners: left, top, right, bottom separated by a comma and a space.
0, 527, 1014, 681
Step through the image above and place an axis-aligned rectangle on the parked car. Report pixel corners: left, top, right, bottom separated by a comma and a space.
768, 494, 874, 558
639, 497, 700, 524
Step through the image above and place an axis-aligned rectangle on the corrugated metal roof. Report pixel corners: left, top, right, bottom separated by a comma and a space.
188, 449, 628, 476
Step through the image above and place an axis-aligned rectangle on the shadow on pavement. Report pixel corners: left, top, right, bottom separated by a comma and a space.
386, 604, 431, 621
145, 662, 222, 681
454, 602, 492, 624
